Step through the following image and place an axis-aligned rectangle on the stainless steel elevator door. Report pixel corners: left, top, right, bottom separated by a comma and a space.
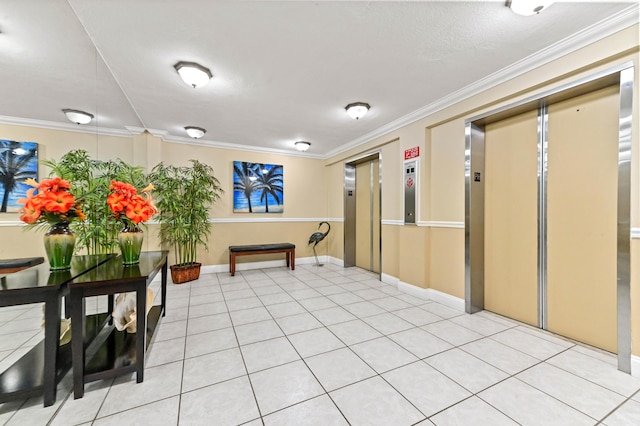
546, 85, 619, 352
354, 159, 380, 273
483, 86, 620, 352
484, 109, 539, 326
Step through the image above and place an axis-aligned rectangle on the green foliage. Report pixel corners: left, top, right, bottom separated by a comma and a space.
150, 160, 223, 266
253, 163, 283, 213
45, 150, 148, 255
233, 161, 257, 213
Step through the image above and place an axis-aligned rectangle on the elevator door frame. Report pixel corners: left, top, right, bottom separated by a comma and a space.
344, 152, 382, 277
465, 64, 634, 373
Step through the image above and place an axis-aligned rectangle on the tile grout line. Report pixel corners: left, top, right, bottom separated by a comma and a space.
258, 269, 435, 424
241, 267, 352, 425
220, 272, 265, 424
4, 265, 636, 425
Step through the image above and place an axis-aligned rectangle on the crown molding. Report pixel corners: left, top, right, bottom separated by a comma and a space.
323, 4, 640, 160
154, 131, 325, 159
1, 5, 637, 161
0, 115, 134, 137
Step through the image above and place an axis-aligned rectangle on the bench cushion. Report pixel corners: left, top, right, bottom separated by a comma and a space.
229, 243, 295, 252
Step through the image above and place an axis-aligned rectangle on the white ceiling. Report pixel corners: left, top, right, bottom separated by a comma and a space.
0, 1, 638, 158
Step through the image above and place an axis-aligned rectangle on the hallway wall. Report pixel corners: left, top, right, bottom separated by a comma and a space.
0, 125, 329, 268
0, 24, 638, 358
325, 24, 640, 356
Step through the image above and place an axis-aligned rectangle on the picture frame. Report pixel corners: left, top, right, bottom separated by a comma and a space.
0, 140, 38, 213
233, 161, 283, 213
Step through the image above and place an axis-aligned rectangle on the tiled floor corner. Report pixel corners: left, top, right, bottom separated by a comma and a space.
1, 263, 639, 425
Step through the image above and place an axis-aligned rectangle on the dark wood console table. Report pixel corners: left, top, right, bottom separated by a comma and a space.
69, 251, 168, 399
0, 254, 114, 407
0, 257, 44, 274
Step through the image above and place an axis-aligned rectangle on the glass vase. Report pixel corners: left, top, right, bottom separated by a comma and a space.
44, 221, 75, 271
118, 223, 143, 265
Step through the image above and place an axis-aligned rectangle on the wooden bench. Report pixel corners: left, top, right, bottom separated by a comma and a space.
229, 243, 295, 276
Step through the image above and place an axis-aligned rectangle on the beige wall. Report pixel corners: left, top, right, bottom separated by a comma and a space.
429, 228, 464, 299
397, 225, 428, 288
2, 24, 639, 356
0, 124, 136, 259
0, 126, 329, 264
428, 121, 465, 222
158, 141, 327, 219
324, 24, 639, 355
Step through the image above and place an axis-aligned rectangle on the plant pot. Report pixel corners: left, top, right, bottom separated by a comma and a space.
170, 262, 201, 284
44, 222, 75, 271
118, 223, 143, 265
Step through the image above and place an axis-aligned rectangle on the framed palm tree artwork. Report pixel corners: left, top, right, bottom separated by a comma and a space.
233, 161, 283, 213
0, 140, 38, 213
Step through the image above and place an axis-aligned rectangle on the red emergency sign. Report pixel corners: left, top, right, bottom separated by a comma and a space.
404, 146, 420, 160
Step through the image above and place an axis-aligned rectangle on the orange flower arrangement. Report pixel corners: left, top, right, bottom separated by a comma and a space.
107, 180, 157, 225
18, 177, 86, 226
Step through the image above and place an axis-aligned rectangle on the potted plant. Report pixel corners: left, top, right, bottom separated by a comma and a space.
106, 180, 157, 264
45, 150, 148, 255
150, 160, 223, 284
18, 176, 86, 270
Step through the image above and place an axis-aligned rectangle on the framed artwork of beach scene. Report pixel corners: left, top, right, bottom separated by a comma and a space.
233, 161, 283, 213
0, 140, 38, 213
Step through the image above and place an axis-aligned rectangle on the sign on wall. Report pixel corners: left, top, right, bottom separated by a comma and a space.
0, 140, 38, 213
404, 146, 420, 160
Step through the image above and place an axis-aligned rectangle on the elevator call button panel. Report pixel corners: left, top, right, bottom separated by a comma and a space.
404, 160, 417, 224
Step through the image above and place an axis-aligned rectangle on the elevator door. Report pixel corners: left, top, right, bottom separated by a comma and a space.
354, 159, 380, 273
484, 110, 539, 326
483, 86, 619, 352
546, 86, 619, 352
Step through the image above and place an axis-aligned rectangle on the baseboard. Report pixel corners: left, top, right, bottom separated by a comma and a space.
394, 276, 465, 311
398, 280, 430, 300
381, 273, 399, 286
426, 288, 466, 311
327, 256, 344, 267
201, 256, 321, 274
632, 355, 640, 377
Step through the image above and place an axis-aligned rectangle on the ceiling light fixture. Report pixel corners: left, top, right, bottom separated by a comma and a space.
185, 126, 206, 139
506, 0, 554, 16
174, 61, 213, 88
345, 102, 370, 120
62, 109, 94, 125
295, 141, 311, 152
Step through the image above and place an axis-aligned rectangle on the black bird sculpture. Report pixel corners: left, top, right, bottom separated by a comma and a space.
308, 221, 331, 267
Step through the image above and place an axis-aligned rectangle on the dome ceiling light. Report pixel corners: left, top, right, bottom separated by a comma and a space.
294, 141, 311, 152
185, 126, 206, 139
174, 61, 212, 88
506, 0, 554, 16
345, 102, 370, 120
62, 109, 94, 125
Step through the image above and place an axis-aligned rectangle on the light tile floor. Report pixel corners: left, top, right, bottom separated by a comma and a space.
1, 263, 640, 425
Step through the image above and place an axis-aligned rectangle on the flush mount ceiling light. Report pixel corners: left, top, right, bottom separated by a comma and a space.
294, 141, 311, 152
506, 0, 554, 16
345, 102, 370, 120
184, 126, 206, 139
174, 61, 212, 88
62, 109, 94, 125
